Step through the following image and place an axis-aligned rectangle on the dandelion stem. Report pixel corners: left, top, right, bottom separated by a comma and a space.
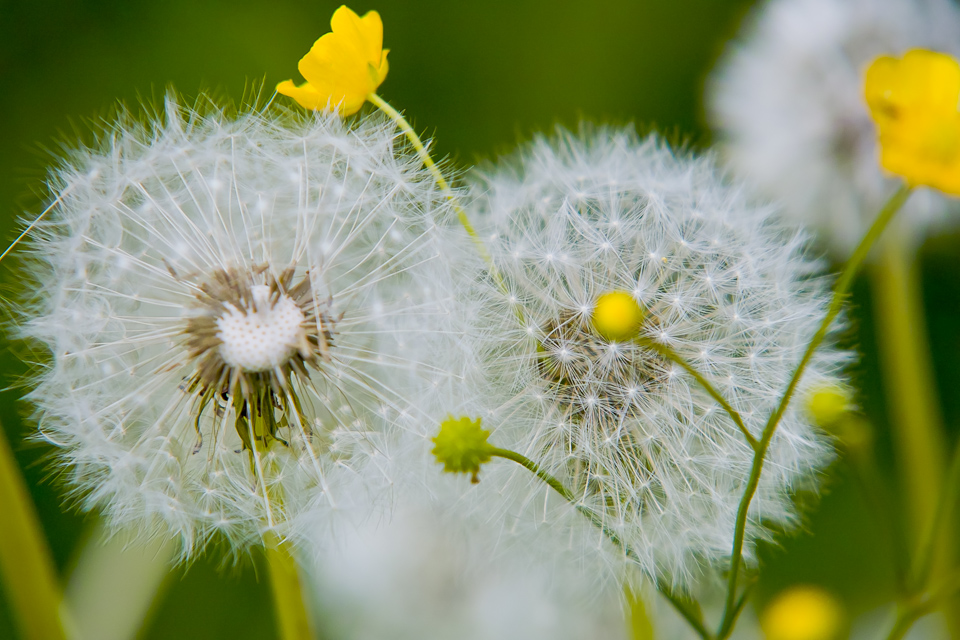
489, 447, 714, 640
716, 185, 912, 640
0, 423, 71, 640
263, 531, 313, 640
636, 338, 757, 450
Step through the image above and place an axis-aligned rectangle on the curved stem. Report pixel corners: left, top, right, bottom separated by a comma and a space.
716, 185, 912, 640
489, 447, 713, 640
881, 571, 960, 640
636, 338, 757, 450
367, 93, 520, 321
367, 93, 485, 256
0, 424, 71, 640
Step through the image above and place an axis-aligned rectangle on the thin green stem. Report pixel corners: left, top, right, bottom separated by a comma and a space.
871, 232, 957, 640
367, 93, 520, 321
881, 571, 960, 640
0, 424, 70, 640
263, 532, 313, 640
846, 443, 912, 594
716, 185, 912, 640
489, 447, 713, 640
637, 338, 757, 450
367, 93, 485, 256
914, 434, 960, 589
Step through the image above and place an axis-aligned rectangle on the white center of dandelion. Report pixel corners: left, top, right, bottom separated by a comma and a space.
215, 285, 306, 372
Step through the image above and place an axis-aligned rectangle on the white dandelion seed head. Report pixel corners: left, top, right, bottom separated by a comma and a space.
461, 126, 845, 592
708, 0, 960, 256
16, 95, 463, 558
302, 499, 628, 640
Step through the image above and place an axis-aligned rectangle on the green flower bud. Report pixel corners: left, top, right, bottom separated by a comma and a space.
806, 385, 851, 430
431, 415, 494, 483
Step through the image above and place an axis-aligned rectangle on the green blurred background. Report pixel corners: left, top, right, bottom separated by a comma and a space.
1, 0, 959, 637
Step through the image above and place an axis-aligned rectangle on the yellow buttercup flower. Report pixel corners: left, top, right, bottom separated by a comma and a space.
865, 49, 960, 195
277, 5, 389, 115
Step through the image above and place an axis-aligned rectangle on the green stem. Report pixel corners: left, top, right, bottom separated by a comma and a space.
914, 434, 960, 589
872, 237, 947, 550
625, 585, 655, 640
636, 338, 757, 450
871, 234, 956, 635
367, 93, 485, 257
846, 440, 912, 594
489, 447, 714, 640
263, 532, 313, 640
716, 185, 912, 640
881, 570, 960, 640
0, 424, 70, 640
64, 520, 175, 640
367, 92, 519, 318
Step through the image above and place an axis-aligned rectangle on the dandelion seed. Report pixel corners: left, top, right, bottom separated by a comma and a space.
461, 126, 845, 590
17, 96, 459, 556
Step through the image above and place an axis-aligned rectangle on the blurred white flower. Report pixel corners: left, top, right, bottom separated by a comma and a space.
304, 500, 628, 640
461, 127, 845, 591
18, 96, 460, 557
708, 0, 960, 256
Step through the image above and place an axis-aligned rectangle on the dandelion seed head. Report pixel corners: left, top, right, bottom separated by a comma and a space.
303, 500, 628, 640
462, 126, 845, 591
16, 95, 462, 557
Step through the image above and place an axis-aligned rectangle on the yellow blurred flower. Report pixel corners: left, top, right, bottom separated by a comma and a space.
277, 5, 389, 116
865, 49, 960, 195
760, 586, 844, 640
806, 385, 851, 430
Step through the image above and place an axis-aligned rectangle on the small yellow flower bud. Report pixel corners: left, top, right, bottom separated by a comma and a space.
431, 416, 494, 483
591, 291, 644, 342
806, 385, 851, 430
760, 586, 844, 640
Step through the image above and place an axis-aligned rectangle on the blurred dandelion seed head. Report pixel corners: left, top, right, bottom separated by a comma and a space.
709, 0, 960, 256
462, 126, 845, 591
17, 95, 461, 556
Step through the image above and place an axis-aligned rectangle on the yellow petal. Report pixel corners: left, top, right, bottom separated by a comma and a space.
865, 49, 960, 195
900, 49, 960, 113
330, 5, 383, 66
276, 80, 326, 111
